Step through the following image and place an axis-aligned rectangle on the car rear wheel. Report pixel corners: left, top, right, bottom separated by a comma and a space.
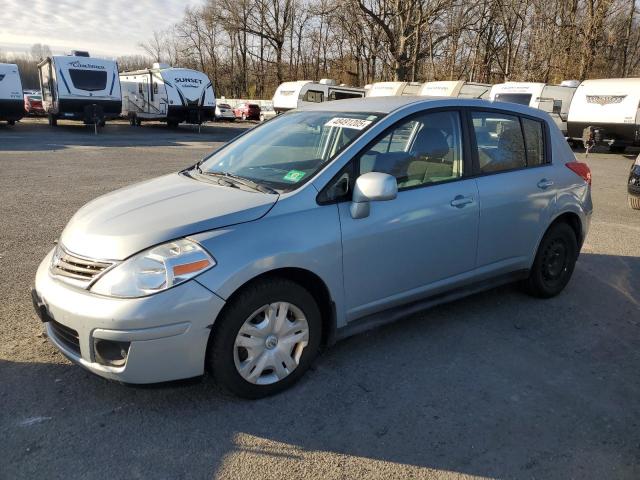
629, 195, 640, 210
207, 278, 321, 399
522, 222, 578, 298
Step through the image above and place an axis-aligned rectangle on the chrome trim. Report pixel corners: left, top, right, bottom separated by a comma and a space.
50, 245, 117, 288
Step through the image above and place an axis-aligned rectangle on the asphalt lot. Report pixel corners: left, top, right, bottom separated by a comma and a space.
1, 118, 639, 479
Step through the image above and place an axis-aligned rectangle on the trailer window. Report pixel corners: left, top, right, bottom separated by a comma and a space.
153, 82, 158, 94
138, 83, 143, 94
494, 93, 532, 106
303, 90, 324, 103
68, 69, 107, 91
329, 91, 363, 101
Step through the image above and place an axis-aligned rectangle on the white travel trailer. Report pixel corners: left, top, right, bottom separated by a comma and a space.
37, 51, 122, 126
567, 78, 640, 152
0, 63, 24, 125
120, 63, 215, 127
272, 79, 365, 113
366, 81, 423, 97
419, 80, 491, 99
489, 81, 578, 134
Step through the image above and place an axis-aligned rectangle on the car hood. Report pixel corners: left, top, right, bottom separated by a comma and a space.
60, 173, 278, 260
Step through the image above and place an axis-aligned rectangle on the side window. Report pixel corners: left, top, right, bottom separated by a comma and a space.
471, 112, 526, 173
522, 118, 545, 166
303, 90, 324, 103
357, 110, 464, 189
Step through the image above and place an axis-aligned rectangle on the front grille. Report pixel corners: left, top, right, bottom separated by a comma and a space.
49, 320, 81, 356
51, 248, 113, 283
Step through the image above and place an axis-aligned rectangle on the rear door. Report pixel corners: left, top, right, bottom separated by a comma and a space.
470, 109, 556, 271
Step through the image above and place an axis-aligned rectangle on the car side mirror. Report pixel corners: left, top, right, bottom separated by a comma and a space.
350, 172, 397, 219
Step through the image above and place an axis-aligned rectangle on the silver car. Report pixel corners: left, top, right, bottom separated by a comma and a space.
32, 97, 593, 398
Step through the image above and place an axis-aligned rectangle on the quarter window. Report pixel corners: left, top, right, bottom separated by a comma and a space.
471, 112, 526, 173
357, 110, 464, 189
522, 118, 545, 166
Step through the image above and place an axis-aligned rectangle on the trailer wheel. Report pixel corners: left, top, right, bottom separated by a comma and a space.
129, 115, 136, 126
167, 120, 179, 129
135, 117, 142, 127
99, 120, 106, 127
7, 120, 15, 126
48, 114, 57, 127
609, 145, 626, 154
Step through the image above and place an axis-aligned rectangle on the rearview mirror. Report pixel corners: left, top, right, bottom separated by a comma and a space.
350, 172, 397, 219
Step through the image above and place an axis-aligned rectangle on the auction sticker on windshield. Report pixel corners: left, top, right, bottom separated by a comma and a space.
324, 117, 372, 130
283, 170, 306, 182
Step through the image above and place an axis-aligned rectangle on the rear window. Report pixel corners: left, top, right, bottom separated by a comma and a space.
68, 69, 107, 91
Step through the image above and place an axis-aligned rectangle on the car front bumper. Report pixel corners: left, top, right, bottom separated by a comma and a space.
33, 249, 225, 383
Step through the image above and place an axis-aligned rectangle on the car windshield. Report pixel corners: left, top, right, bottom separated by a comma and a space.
197, 110, 382, 192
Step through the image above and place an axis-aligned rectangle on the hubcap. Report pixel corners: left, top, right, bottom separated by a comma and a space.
233, 302, 309, 385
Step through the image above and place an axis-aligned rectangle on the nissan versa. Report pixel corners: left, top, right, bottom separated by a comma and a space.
32, 97, 593, 398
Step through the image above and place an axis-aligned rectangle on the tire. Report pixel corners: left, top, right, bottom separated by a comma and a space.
522, 222, 578, 298
98, 120, 106, 127
129, 115, 135, 126
610, 145, 626, 154
7, 120, 15, 126
48, 114, 57, 127
167, 120, 178, 129
629, 195, 640, 210
207, 277, 322, 399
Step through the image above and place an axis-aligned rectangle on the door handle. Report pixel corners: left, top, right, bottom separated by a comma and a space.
537, 179, 554, 190
450, 195, 474, 208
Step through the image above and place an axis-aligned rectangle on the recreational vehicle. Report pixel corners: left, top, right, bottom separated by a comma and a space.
38, 52, 121, 126
0, 63, 24, 125
489, 81, 578, 134
120, 63, 215, 127
419, 80, 491, 99
567, 78, 640, 152
272, 79, 365, 113
365, 81, 423, 97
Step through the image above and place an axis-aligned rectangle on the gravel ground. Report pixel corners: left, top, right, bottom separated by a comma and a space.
1, 119, 639, 479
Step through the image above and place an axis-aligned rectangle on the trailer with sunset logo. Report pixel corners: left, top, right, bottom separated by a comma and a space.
37, 51, 122, 127
119, 63, 215, 128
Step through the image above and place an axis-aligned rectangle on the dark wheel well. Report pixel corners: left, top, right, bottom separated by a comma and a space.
550, 212, 582, 249
213, 268, 335, 347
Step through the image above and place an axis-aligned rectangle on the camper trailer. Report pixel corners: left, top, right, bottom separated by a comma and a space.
567, 78, 640, 152
120, 63, 215, 127
38, 51, 121, 126
272, 80, 365, 113
366, 81, 423, 97
0, 63, 24, 125
419, 80, 491, 99
489, 81, 578, 134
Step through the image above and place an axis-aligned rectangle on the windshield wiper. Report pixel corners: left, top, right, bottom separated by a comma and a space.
201, 170, 278, 194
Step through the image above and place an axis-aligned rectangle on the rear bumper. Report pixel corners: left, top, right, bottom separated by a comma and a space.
0, 99, 25, 121
33, 249, 225, 383
168, 105, 215, 124
53, 99, 122, 122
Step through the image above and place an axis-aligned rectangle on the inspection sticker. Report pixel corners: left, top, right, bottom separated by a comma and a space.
324, 117, 372, 130
283, 170, 306, 182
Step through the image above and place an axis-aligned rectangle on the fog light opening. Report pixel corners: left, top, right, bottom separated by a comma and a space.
94, 339, 130, 367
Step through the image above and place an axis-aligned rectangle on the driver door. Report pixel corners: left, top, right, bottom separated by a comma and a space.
335, 110, 479, 321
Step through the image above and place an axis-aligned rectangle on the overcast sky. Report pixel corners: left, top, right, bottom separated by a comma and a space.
0, 0, 202, 58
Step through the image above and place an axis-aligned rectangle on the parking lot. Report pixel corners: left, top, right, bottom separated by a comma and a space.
1, 118, 639, 479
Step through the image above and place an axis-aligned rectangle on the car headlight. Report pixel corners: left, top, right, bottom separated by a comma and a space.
90, 238, 215, 298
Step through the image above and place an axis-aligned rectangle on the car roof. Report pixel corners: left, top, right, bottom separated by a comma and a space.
296, 95, 552, 120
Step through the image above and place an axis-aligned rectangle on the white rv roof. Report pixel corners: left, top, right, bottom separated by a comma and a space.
576, 77, 640, 93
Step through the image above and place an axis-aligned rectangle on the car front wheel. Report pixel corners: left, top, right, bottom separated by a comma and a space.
207, 278, 321, 398
522, 222, 578, 298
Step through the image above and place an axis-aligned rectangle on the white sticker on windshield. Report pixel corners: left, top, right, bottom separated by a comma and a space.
324, 117, 372, 130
